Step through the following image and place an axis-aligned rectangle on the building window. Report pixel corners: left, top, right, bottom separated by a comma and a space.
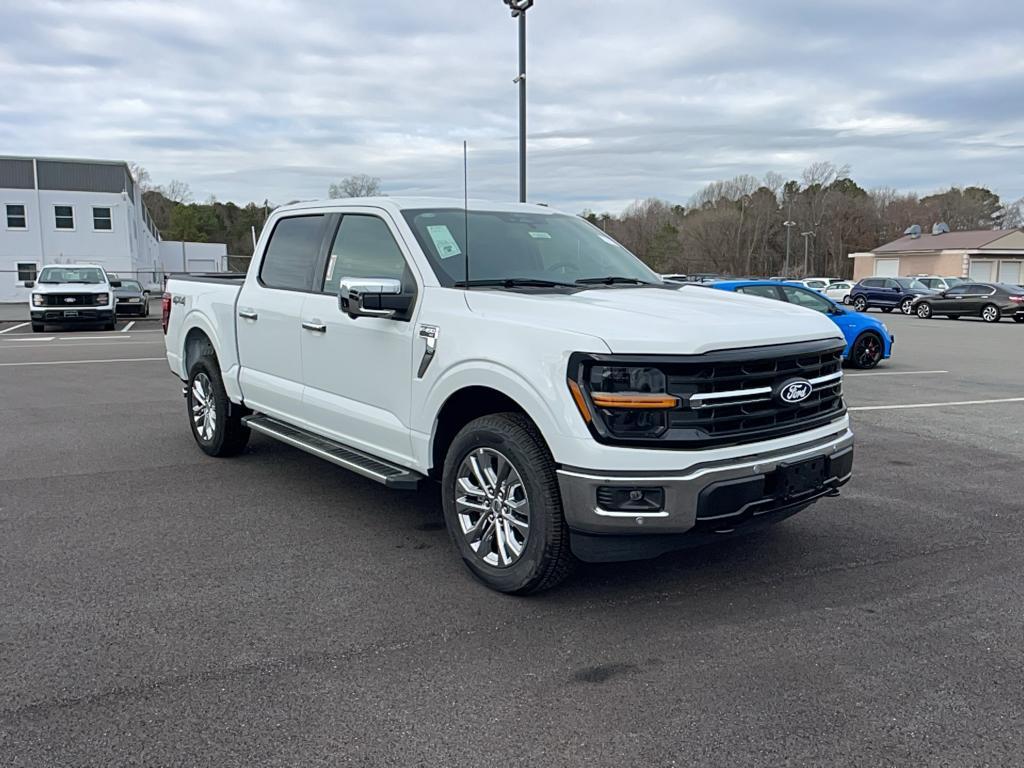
54, 205, 74, 230
6, 204, 26, 229
93, 206, 113, 231
17, 262, 37, 281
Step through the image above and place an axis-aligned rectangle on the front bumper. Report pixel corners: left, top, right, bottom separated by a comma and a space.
558, 428, 853, 561
115, 300, 147, 315
31, 308, 115, 323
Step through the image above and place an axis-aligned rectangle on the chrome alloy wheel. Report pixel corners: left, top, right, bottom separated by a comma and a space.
455, 447, 530, 567
982, 305, 999, 322
191, 372, 217, 441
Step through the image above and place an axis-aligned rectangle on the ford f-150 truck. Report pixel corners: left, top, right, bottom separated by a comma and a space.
163, 198, 853, 593
28, 263, 118, 331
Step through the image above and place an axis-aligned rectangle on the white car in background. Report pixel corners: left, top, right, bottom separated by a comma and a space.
824, 281, 854, 304
796, 278, 836, 292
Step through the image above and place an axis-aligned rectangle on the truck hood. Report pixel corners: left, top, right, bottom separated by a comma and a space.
465, 285, 844, 354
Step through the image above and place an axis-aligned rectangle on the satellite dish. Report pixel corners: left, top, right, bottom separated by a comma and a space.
932, 222, 950, 235
903, 224, 922, 238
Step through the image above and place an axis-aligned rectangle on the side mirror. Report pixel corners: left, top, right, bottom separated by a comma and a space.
338, 277, 402, 319
143, 290, 150, 297
109, 280, 122, 288
23, 280, 34, 288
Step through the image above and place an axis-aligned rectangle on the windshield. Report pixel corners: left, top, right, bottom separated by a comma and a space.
119, 280, 142, 290
896, 278, 928, 291
38, 267, 106, 284
401, 209, 660, 288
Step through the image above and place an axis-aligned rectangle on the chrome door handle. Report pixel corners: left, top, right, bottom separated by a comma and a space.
238, 309, 258, 320
302, 321, 327, 333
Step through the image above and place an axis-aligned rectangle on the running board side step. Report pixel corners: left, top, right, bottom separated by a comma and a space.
243, 414, 423, 490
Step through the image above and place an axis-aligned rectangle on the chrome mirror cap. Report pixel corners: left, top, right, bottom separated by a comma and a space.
338, 277, 402, 319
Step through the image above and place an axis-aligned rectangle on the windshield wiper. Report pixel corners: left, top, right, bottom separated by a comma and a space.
454, 278, 577, 289
575, 276, 652, 285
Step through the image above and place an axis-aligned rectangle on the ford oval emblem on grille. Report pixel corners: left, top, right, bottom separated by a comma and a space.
776, 378, 812, 404
64, 297, 76, 303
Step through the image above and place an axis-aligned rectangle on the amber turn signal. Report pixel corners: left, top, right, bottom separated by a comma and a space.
567, 379, 592, 423
589, 392, 679, 410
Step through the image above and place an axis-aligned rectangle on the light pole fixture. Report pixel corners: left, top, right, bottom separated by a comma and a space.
800, 230, 815, 276
782, 220, 796, 276
502, 0, 534, 202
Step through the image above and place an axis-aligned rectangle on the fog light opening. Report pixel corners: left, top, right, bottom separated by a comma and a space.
596, 486, 665, 513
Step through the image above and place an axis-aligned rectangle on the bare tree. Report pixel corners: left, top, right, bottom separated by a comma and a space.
128, 162, 152, 193
328, 174, 382, 199
161, 179, 194, 204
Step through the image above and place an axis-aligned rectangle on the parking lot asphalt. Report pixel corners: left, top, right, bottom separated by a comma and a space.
2, 311, 1023, 767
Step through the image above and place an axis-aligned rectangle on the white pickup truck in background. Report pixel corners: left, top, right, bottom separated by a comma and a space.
28, 263, 118, 332
162, 197, 853, 593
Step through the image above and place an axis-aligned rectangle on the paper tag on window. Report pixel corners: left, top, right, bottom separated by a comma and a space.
528, 231, 552, 239
427, 225, 462, 259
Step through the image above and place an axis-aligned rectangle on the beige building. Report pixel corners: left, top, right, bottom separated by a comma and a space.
850, 229, 1024, 284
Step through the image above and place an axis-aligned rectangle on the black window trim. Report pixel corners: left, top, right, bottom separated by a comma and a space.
736, 284, 784, 301
6, 202, 27, 230
256, 213, 333, 294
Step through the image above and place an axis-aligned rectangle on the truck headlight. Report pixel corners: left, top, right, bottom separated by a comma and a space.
32, 294, 44, 306
572, 365, 677, 438
95, 293, 109, 304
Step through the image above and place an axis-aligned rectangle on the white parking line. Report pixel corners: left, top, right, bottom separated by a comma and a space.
846, 370, 948, 377
0, 341, 161, 350
121, 321, 135, 333
0, 322, 28, 334
851, 397, 1024, 412
0, 357, 164, 367
4, 336, 54, 342
57, 335, 131, 340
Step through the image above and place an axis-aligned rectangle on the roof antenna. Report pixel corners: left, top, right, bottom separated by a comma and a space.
463, 140, 470, 290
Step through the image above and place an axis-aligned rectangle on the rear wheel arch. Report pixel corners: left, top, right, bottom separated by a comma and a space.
183, 327, 217, 374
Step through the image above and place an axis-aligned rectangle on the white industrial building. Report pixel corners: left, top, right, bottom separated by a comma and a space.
1, 155, 227, 303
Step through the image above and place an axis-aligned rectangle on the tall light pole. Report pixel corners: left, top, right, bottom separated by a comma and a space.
502, 0, 533, 202
783, 220, 796, 276
801, 230, 815, 276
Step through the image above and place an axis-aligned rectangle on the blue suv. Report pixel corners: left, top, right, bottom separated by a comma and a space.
712, 280, 894, 368
849, 277, 938, 315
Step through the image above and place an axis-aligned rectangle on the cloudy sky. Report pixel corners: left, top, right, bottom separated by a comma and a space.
1, 0, 1022, 212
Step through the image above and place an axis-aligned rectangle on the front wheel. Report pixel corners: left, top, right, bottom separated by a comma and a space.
900, 298, 914, 315
853, 296, 868, 312
981, 304, 1001, 323
186, 355, 250, 456
442, 413, 574, 594
849, 331, 884, 369
31, 322, 44, 333
916, 302, 933, 319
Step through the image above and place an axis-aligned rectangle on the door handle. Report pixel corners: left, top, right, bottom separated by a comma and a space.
238, 309, 258, 320
302, 320, 327, 333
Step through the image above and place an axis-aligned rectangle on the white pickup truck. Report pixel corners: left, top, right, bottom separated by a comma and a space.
28, 263, 118, 332
162, 197, 853, 593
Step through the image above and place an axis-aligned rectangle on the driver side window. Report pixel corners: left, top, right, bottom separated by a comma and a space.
321, 215, 412, 294
780, 285, 831, 313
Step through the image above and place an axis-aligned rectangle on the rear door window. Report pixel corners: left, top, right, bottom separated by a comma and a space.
736, 285, 782, 300
259, 215, 328, 292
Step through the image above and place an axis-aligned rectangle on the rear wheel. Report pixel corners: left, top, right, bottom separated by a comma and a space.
842, 295, 851, 305
916, 302, 933, 319
981, 304, 1000, 323
442, 413, 573, 594
899, 297, 914, 315
853, 296, 868, 312
849, 331, 884, 369
186, 355, 250, 456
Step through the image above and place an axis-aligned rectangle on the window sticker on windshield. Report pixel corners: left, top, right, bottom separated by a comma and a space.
528, 231, 552, 239
426, 225, 462, 259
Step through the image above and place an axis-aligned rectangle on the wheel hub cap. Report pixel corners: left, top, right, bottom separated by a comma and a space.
455, 447, 530, 568
190, 373, 217, 441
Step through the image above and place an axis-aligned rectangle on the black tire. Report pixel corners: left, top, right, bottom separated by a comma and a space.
31, 322, 44, 333
186, 355, 250, 457
842, 295, 851, 305
142, 300, 149, 318
916, 302, 932, 319
899, 297, 914, 315
852, 296, 868, 312
981, 303, 1001, 323
849, 331, 884, 369
441, 412, 574, 594
104, 319, 116, 331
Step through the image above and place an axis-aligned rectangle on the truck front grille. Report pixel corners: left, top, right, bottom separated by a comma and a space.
41, 293, 101, 307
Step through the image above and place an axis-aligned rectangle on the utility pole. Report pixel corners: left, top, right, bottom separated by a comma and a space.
502, 0, 534, 202
783, 220, 796, 276
801, 231, 815, 276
